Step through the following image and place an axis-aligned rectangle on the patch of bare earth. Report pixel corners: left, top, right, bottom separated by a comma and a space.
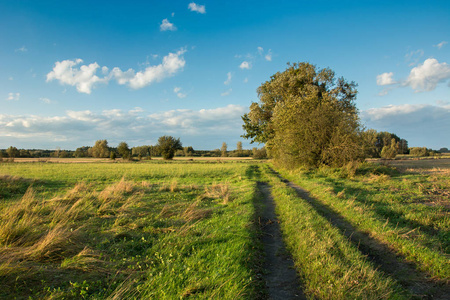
258, 182, 306, 299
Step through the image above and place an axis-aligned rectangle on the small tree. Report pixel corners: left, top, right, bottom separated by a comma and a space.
236, 141, 243, 157
6, 146, 19, 158
92, 140, 109, 158
110, 152, 116, 160
381, 139, 398, 159
221, 142, 228, 157
117, 142, 131, 159
157, 136, 182, 160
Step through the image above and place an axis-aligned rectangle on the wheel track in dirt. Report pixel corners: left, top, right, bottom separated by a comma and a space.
268, 167, 450, 299
257, 181, 306, 299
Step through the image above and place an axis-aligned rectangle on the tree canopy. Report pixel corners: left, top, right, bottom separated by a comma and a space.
242, 62, 363, 168
157, 136, 182, 160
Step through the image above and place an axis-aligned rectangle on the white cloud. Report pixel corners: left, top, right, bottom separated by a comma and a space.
221, 88, 232, 96
173, 87, 186, 98
405, 58, 450, 92
47, 49, 186, 93
224, 72, 232, 85
434, 41, 448, 50
0, 105, 247, 149
15, 46, 27, 53
160, 19, 177, 31
257, 47, 264, 55
7, 93, 20, 101
117, 49, 186, 89
361, 103, 450, 148
239, 61, 251, 70
188, 3, 206, 14
40, 97, 52, 104
46, 59, 107, 94
243, 78, 248, 83
376, 72, 396, 86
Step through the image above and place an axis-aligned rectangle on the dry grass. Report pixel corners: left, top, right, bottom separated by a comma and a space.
182, 201, 213, 222
204, 183, 231, 204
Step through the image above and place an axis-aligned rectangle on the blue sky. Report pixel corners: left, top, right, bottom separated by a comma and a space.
1, 0, 449, 150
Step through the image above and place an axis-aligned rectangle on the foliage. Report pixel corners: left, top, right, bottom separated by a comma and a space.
410, 147, 430, 157
6, 146, 19, 158
90, 140, 110, 158
221, 142, 228, 157
252, 147, 267, 159
362, 130, 408, 158
117, 142, 130, 159
380, 138, 398, 159
156, 136, 182, 160
242, 62, 363, 168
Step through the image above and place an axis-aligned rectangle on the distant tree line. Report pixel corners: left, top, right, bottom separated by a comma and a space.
1, 137, 267, 160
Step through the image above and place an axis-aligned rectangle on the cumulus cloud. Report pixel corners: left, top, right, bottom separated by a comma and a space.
376, 72, 396, 86
239, 61, 251, 70
221, 88, 232, 96
224, 72, 232, 85
160, 18, 177, 31
46, 59, 107, 94
361, 103, 450, 148
0, 105, 247, 149
173, 87, 186, 98
188, 2, 206, 14
434, 41, 447, 50
405, 58, 450, 92
46, 49, 186, 93
113, 49, 186, 89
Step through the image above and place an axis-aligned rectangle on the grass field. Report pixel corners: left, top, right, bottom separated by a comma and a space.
0, 161, 265, 299
0, 159, 448, 299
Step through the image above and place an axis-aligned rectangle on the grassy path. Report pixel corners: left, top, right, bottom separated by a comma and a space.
265, 165, 450, 299
257, 181, 305, 299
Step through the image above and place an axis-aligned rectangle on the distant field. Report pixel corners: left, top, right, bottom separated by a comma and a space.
1, 159, 448, 299
7, 156, 254, 163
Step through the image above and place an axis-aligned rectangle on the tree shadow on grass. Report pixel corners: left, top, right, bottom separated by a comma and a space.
268, 168, 450, 299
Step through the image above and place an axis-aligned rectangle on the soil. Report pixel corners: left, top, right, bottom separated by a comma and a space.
258, 182, 306, 299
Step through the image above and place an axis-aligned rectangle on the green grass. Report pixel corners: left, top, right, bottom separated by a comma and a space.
260, 164, 407, 299
276, 162, 450, 281
0, 161, 264, 299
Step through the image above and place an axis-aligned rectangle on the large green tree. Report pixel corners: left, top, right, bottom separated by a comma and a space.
157, 136, 182, 160
242, 62, 363, 168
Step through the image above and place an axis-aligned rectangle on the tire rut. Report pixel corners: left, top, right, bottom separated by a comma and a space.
269, 168, 450, 299
258, 181, 306, 300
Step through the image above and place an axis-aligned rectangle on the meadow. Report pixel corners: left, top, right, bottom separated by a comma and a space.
0, 158, 448, 299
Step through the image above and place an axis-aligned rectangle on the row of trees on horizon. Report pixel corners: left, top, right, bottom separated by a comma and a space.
0, 136, 268, 160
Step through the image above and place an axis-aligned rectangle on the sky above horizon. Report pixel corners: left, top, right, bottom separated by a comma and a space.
1, 0, 449, 150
